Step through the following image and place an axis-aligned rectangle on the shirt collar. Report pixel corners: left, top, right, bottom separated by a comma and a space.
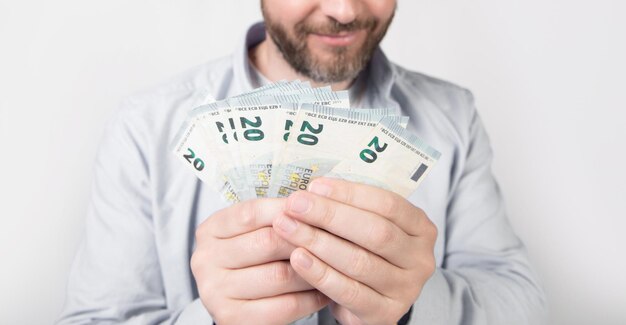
233, 22, 399, 112
232, 22, 266, 94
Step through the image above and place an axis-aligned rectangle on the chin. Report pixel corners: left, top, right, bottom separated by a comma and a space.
310, 45, 358, 60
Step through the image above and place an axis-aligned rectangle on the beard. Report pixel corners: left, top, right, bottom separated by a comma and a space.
262, 5, 394, 83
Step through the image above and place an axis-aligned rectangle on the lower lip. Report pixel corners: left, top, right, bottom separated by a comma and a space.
310, 32, 360, 47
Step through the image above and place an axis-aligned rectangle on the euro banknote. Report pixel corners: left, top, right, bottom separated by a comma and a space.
330, 117, 441, 197
172, 81, 440, 203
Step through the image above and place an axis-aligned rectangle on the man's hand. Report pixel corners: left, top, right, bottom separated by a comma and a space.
272, 178, 438, 325
191, 199, 329, 325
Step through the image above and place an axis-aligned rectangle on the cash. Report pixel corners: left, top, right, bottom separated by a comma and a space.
172, 81, 441, 203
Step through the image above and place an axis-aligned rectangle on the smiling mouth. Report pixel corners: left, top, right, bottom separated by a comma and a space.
309, 30, 363, 47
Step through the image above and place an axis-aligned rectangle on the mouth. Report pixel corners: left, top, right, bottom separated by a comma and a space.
309, 30, 364, 47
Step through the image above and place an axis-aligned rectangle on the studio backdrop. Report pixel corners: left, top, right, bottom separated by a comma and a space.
0, 0, 624, 324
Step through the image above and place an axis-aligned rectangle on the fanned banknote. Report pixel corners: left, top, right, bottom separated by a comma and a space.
268, 104, 409, 197
171, 81, 440, 203
329, 117, 441, 197
218, 91, 349, 198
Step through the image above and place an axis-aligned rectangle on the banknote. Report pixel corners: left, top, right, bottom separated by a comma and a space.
172, 81, 440, 203
173, 82, 350, 201
172, 81, 306, 201
172, 101, 241, 202
268, 104, 408, 197
329, 117, 441, 197
223, 91, 350, 197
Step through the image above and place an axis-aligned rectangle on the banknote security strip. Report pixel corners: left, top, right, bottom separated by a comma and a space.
171, 81, 441, 203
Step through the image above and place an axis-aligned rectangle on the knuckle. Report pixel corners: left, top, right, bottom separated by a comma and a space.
282, 293, 302, 316
347, 247, 371, 279
369, 223, 397, 251
342, 183, 356, 205
314, 263, 333, 288
269, 262, 293, 284
338, 281, 361, 306
190, 244, 214, 276
189, 252, 201, 273
318, 202, 337, 227
196, 272, 220, 306
412, 253, 436, 280
424, 255, 437, 276
380, 192, 406, 218
198, 280, 214, 299
413, 206, 427, 218
427, 219, 439, 239
303, 227, 323, 250
254, 227, 280, 254
239, 200, 258, 229
381, 193, 400, 217
194, 221, 209, 242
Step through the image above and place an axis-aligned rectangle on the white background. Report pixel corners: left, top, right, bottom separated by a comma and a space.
1, 1, 625, 324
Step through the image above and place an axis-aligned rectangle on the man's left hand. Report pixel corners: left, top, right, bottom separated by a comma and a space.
272, 178, 438, 325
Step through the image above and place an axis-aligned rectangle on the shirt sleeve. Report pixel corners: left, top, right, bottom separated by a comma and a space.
407, 91, 547, 324
56, 102, 214, 324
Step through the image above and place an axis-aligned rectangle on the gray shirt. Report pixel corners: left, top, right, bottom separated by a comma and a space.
58, 22, 546, 324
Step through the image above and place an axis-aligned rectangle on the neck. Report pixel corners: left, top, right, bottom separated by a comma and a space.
248, 33, 354, 91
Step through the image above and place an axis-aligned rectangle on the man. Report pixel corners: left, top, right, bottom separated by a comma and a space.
59, 0, 546, 324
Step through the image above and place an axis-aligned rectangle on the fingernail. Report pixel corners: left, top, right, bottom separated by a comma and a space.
296, 251, 313, 269
288, 195, 311, 214
309, 180, 332, 197
276, 216, 298, 233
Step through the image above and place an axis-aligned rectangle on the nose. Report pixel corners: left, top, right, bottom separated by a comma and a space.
320, 0, 359, 24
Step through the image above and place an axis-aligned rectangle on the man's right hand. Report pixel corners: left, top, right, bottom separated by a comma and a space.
191, 198, 329, 324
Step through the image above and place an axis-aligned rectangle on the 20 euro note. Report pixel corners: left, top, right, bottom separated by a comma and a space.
268, 104, 409, 197
172, 81, 319, 202
268, 105, 404, 181
171, 102, 241, 202
210, 81, 325, 200
178, 84, 350, 201
329, 117, 442, 197
224, 90, 351, 198
213, 84, 350, 200
268, 106, 406, 197
171, 81, 306, 201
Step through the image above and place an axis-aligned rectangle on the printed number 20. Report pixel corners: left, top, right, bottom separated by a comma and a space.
183, 148, 205, 171
359, 136, 388, 163
297, 121, 324, 146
